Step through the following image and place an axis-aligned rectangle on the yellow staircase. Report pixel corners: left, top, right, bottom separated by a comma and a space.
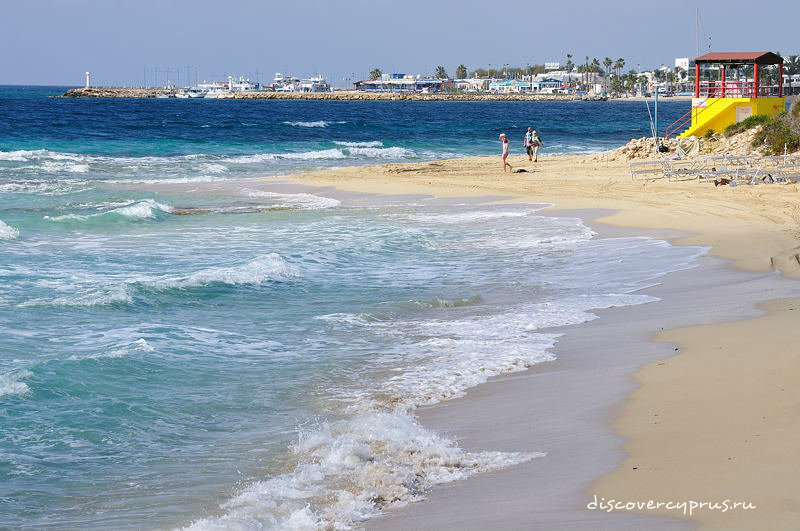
667, 97, 786, 138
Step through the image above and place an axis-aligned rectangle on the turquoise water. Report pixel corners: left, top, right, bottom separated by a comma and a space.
0, 87, 701, 530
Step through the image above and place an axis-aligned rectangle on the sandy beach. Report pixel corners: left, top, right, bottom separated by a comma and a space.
276, 152, 800, 530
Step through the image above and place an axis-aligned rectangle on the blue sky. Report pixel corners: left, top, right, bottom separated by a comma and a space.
1, 0, 797, 86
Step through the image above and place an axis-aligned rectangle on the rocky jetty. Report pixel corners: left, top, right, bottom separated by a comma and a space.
61, 88, 601, 102
62, 88, 170, 98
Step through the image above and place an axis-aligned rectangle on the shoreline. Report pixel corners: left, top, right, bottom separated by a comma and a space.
61, 87, 605, 101
275, 152, 800, 529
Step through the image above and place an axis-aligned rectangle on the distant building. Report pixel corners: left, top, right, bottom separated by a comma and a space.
488, 79, 531, 93
354, 73, 450, 93
544, 62, 561, 71
453, 78, 489, 92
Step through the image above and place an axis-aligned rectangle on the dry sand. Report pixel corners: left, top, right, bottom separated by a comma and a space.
276, 152, 800, 530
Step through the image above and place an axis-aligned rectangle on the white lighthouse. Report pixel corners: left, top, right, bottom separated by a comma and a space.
85, 72, 91, 89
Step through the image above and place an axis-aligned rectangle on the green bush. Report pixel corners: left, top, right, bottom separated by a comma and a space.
703, 128, 716, 139
751, 118, 800, 155
723, 114, 771, 136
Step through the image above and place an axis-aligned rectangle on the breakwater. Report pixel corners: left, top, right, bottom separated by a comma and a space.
61, 87, 600, 101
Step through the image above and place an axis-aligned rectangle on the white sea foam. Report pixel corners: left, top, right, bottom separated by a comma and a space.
44, 199, 173, 221
145, 253, 298, 289
0, 369, 32, 398
183, 411, 542, 531
242, 189, 341, 209
0, 220, 19, 240
200, 163, 228, 174
0, 180, 91, 195
222, 146, 414, 164
22, 285, 134, 307
40, 161, 90, 173
67, 338, 154, 361
283, 120, 346, 128
346, 146, 415, 158
333, 141, 384, 148
405, 210, 535, 225
110, 199, 173, 219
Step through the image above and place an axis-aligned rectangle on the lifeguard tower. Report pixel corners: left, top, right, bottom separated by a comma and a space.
666, 52, 786, 138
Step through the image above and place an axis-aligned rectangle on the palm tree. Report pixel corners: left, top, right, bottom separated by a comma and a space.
786, 55, 800, 76
369, 68, 382, 80
565, 54, 574, 72
614, 58, 625, 79
434, 66, 448, 79
455, 64, 468, 79
603, 57, 613, 76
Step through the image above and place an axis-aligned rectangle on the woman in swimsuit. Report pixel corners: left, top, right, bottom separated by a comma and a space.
499, 133, 511, 172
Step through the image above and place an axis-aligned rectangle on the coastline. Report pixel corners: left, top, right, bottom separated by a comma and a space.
60, 87, 604, 101
274, 152, 800, 529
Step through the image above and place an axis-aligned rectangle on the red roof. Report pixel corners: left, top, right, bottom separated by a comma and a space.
695, 52, 783, 65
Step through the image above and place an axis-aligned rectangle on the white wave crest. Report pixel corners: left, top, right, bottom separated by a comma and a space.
283, 121, 345, 128
405, 210, 535, 225
200, 163, 228, 174
344, 146, 415, 158
0, 369, 32, 398
242, 189, 340, 209
183, 411, 541, 531
145, 253, 298, 289
21, 285, 133, 307
44, 199, 173, 221
67, 338, 154, 361
0, 149, 84, 162
333, 141, 383, 148
41, 161, 90, 173
0, 220, 19, 240
110, 199, 174, 219
0, 180, 91, 195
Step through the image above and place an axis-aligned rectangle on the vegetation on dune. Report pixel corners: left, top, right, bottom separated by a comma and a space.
724, 114, 772, 136
750, 101, 800, 155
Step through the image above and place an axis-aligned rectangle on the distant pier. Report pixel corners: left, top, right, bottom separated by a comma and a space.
60, 87, 601, 101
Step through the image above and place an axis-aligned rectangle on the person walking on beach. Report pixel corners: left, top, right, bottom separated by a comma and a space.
499, 133, 511, 172
524, 127, 535, 161
530, 129, 543, 162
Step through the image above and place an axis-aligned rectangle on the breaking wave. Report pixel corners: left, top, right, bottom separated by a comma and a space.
141, 253, 298, 290
282, 121, 346, 128
0, 220, 19, 240
44, 199, 174, 222
0, 369, 32, 398
183, 412, 541, 531
242, 189, 341, 209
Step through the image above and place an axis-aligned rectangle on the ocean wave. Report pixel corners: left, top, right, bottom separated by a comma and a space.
0, 220, 19, 240
40, 161, 90, 173
242, 189, 341, 209
0, 149, 84, 162
282, 120, 346, 128
0, 180, 92, 195
22, 285, 134, 308
333, 141, 383, 148
404, 210, 536, 225
346, 146, 415, 158
223, 146, 415, 163
143, 253, 298, 289
44, 199, 174, 222
199, 163, 228, 174
66, 338, 154, 361
0, 369, 32, 398
183, 411, 541, 531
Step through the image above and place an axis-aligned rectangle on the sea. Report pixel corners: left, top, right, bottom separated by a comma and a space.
0, 86, 701, 530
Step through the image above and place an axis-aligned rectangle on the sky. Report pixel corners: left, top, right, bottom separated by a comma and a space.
1, 0, 797, 87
